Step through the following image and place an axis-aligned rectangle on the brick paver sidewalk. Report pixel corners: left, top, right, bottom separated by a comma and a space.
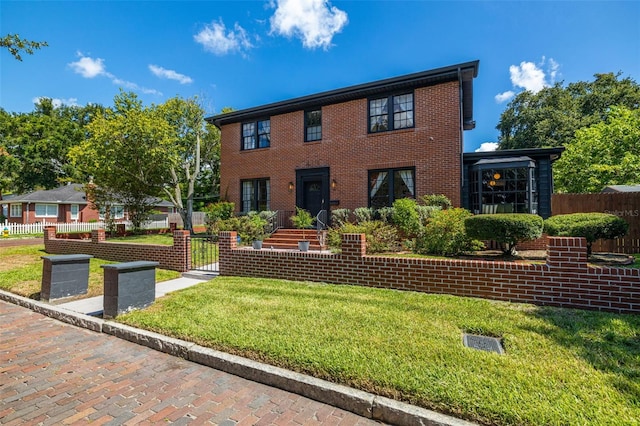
0, 301, 381, 425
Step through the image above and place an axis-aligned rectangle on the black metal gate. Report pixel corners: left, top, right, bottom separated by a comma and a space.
190, 234, 219, 272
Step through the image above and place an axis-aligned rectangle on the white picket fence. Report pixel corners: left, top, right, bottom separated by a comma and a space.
1, 219, 169, 236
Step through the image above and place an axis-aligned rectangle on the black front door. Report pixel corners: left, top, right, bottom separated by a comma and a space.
296, 167, 329, 220
303, 180, 323, 218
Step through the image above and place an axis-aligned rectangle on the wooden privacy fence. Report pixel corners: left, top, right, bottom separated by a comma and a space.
552, 193, 640, 254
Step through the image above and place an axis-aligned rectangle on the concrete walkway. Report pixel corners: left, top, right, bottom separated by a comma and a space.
56, 271, 215, 316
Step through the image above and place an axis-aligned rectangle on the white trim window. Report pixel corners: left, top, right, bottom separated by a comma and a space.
10, 204, 22, 218
99, 205, 125, 220
35, 203, 58, 218
70, 204, 79, 221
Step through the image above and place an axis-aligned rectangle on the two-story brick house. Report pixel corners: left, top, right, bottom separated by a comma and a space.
209, 60, 561, 223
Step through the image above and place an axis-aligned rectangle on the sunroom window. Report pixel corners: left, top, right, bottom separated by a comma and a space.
470, 157, 537, 215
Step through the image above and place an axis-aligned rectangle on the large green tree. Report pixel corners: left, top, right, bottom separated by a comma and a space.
0, 99, 98, 193
554, 106, 640, 193
69, 91, 176, 230
497, 73, 640, 150
157, 96, 207, 233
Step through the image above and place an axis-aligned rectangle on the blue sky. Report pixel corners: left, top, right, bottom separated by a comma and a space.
2, 0, 639, 153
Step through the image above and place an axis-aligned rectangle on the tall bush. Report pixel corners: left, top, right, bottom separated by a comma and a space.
415, 208, 483, 256
465, 214, 543, 255
203, 201, 235, 233
392, 198, 422, 238
420, 194, 452, 210
331, 209, 351, 227
544, 213, 629, 255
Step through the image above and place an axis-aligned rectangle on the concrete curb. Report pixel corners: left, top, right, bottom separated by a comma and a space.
0, 289, 477, 426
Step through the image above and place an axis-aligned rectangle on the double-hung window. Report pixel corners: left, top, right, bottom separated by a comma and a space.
70, 204, 79, 221
369, 93, 414, 133
305, 109, 322, 142
10, 204, 22, 218
35, 203, 58, 218
368, 168, 415, 208
241, 178, 270, 213
242, 119, 271, 150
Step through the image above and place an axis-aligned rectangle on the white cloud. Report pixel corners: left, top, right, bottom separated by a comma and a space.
495, 57, 562, 102
509, 61, 548, 93
112, 77, 161, 96
32, 97, 79, 107
69, 53, 108, 78
269, 0, 348, 50
194, 19, 253, 56
495, 91, 515, 103
148, 65, 193, 84
68, 52, 161, 96
475, 142, 499, 152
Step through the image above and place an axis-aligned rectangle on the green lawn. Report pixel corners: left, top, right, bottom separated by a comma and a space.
118, 277, 640, 425
106, 233, 175, 245
0, 244, 181, 298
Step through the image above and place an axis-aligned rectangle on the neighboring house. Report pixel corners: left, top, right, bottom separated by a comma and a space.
1, 184, 174, 224
208, 60, 562, 222
601, 184, 640, 193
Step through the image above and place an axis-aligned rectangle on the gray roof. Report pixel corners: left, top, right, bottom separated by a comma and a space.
601, 185, 640, 193
4, 184, 174, 207
7, 184, 88, 204
207, 60, 480, 131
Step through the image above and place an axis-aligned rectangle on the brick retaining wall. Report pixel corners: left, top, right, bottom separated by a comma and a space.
43, 227, 190, 272
219, 232, 640, 314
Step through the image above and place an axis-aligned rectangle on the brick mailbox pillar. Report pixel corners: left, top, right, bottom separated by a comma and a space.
41, 254, 94, 302
101, 261, 159, 319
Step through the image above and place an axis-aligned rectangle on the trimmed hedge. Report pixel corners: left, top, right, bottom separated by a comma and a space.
465, 214, 543, 255
544, 213, 629, 255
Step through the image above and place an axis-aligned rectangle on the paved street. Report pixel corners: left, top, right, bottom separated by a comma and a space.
0, 301, 380, 425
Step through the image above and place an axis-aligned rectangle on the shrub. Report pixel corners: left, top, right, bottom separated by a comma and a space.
203, 201, 235, 233
544, 213, 629, 255
465, 214, 543, 255
327, 221, 400, 254
354, 207, 375, 223
216, 213, 268, 244
416, 205, 441, 224
392, 198, 422, 238
415, 208, 483, 256
331, 209, 351, 227
420, 194, 452, 210
376, 207, 394, 224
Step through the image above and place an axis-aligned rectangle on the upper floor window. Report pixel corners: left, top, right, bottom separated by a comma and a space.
241, 178, 270, 213
369, 168, 415, 208
10, 204, 22, 217
369, 93, 414, 133
242, 119, 271, 150
35, 203, 58, 218
305, 109, 322, 142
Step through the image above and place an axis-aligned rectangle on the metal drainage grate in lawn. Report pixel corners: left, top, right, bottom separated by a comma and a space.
463, 333, 505, 354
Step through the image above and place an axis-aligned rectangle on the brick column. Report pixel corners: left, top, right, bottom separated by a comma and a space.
91, 229, 105, 243
172, 230, 191, 272
341, 233, 366, 259
218, 231, 237, 276
547, 237, 587, 270
43, 226, 56, 241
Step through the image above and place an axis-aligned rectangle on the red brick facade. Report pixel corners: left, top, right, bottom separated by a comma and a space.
219, 232, 640, 315
43, 227, 191, 272
219, 82, 464, 214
